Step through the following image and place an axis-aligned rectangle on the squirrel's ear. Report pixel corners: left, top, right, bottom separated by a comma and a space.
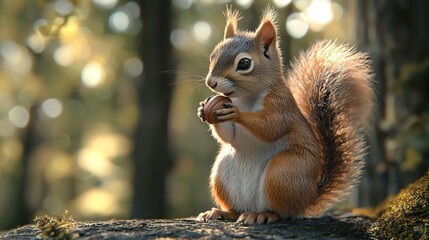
255, 7, 278, 49
255, 20, 277, 47
224, 21, 236, 39
223, 7, 241, 39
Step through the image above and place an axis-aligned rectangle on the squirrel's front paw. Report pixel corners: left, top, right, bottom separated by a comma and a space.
215, 103, 239, 122
197, 102, 206, 122
197, 97, 213, 123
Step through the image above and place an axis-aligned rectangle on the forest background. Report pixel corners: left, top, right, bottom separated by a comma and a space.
0, 0, 428, 230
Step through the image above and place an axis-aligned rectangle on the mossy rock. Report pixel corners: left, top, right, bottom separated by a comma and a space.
371, 171, 429, 239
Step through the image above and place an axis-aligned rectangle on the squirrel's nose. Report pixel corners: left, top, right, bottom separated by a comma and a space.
206, 78, 217, 89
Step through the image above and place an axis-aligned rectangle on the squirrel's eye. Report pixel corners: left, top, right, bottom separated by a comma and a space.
236, 58, 252, 71
234, 53, 253, 74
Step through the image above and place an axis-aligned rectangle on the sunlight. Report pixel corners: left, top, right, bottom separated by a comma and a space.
125, 2, 140, 18
332, 2, 343, 20
1, 41, 23, 65
54, 0, 74, 16
43, 195, 63, 215
78, 148, 113, 177
26, 34, 45, 53
197, 0, 216, 4
109, 11, 130, 32
50, 17, 92, 67
44, 150, 75, 182
286, 13, 309, 39
53, 45, 74, 66
86, 132, 131, 159
173, 0, 193, 10
273, 0, 292, 8
293, 0, 311, 11
81, 62, 105, 88
109, 11, 131, 32
75, 189, 117, 216
41, 98, 63, 119
124, 57, 143, 78
8, 106, 30, 128
77, 129, 130, 177
0, 41, 32, 75
193, 21, 212, 43
92, 0, 118, 9
306, 0, 333, 30
170, 29, 191, 50
59, 16, 80, 39
235, 0, 253, 9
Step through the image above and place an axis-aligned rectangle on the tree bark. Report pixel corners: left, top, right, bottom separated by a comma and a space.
131, 0, 176, 218
0, 217, 372, 240
355, 0, 429, 206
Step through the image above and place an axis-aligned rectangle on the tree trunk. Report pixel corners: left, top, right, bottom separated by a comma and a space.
131, 0, 176, 218
355, 0, 429, 207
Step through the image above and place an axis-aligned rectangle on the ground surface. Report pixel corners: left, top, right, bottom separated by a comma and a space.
0, 216, 372, 239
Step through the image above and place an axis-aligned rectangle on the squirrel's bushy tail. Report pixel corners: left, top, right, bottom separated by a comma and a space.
287, 40, 374, 216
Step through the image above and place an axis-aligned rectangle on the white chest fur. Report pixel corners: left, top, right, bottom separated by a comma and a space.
211, 91, 287, 212
213, 143, 281, 212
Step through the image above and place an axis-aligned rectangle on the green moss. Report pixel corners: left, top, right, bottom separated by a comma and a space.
371, 171, 429, 239
34, 210, 78, 240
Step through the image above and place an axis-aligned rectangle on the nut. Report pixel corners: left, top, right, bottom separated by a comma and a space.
203, 95, 232, 124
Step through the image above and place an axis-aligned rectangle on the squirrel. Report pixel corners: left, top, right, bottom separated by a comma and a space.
196, 7, 374, 225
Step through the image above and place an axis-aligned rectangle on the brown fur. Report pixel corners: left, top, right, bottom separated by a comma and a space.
287, 41, 374, 215
265, 147, 320, 216
210, 170, 233, 211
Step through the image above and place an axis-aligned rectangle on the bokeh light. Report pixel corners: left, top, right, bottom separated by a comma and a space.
124, 57, 144, 78
193, 21, 212, 43
81, 62, 105, 88
41, 98, 63, 119
306, 0, 333, 31
273, 0, 292, 8
8, 106, 30, 128
109, 11, 131, 32
125, 2, 141, 18
0, 41, 32, 75
92, 0, 118, 9
26, 34, 45, 54
78, 148, 113, 177
170, 29, 191, 50
286, 13, 309, 39
54, 0, 74, 16
235, 0, 253, 9
54, 45, 75, 66
75, 189, 117, 216
293, 0, 311, 11
173, 0, 193, 10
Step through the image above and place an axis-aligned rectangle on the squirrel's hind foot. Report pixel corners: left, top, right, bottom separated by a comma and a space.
196, 208, 239, 222
237, 211, 280, 225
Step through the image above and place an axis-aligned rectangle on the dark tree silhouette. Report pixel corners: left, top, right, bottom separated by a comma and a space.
356, 0, 429, 206
132, 0, 176, 218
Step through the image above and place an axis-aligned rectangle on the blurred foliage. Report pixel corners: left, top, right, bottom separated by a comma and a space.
0, 0, 427, 232
0, 0, 141, 229
383, 60, 429, 182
